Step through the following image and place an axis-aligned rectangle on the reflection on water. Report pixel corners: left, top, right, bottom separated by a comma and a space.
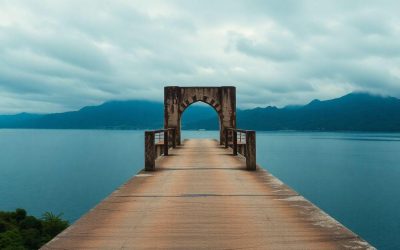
0, 129, 399, 249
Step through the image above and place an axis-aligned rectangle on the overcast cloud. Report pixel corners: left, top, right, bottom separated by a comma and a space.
0, 0, 400, 113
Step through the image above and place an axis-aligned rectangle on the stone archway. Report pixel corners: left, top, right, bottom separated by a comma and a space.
164, 86, 236, 145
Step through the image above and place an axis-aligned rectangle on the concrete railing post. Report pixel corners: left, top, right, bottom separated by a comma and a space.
164, 129, 169, 156
224, 128, 229, 148
145, 131, 155, 171
233, 130, 238, 156
245, 131, 256, 170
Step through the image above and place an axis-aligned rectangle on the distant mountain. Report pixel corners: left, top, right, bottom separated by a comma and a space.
1, 92, 400, 131
0, 113, 44, 128
0, 100, 216, 130
180, 103, 219, 129
32, 100, 163, 129
188, 92, 400, 132
239, 92, 400, 131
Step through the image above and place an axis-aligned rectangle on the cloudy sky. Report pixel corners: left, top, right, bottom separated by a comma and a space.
1, 0, 400, 113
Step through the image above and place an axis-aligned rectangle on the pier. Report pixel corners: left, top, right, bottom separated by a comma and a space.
42, 87, 373, 249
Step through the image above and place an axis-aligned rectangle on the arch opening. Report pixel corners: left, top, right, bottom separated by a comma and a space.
180, 101, 220, 139
164, 86, 236, 145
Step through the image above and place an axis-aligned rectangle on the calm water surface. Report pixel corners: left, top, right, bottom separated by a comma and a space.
1, 129, 399, 249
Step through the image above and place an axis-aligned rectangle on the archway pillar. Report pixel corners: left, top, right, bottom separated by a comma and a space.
164, 86, 236, 145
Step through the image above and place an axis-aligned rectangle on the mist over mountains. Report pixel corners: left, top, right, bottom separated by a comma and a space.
1, 92, 400, 132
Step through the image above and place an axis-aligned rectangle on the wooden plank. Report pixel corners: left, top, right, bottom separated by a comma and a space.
42, 139, 373, 249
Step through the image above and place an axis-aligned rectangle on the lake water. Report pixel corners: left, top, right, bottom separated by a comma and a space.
1, 129, 399, 249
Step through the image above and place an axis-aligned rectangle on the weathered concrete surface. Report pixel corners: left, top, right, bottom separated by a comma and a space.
42, 139, 373, 249
164, 86, 236, 145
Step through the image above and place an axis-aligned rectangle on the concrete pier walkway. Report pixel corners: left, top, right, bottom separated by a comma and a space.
43, 139, 373, 249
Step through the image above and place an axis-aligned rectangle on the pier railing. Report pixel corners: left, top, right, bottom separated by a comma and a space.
225, 128, 256, 170
145, 128, 176, 171
144, 127, 255, 171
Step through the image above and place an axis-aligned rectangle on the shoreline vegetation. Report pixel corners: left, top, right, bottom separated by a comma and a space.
0, 209, 69, 249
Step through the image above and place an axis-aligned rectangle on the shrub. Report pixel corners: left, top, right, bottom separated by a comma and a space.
0, 229, 24, 249
41, 212, 69, 238
0, 209, 69, 249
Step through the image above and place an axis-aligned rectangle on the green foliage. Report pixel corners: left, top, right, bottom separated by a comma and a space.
41, 212, 69, 239
0, 229, 24, 249
15, 209, 27, 222
0, 209, 69, 249
0, 220, 7, 233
